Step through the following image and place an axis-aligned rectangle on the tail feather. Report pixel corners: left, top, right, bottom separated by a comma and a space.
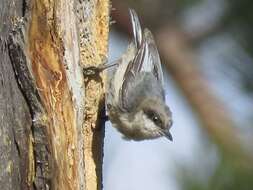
129, 8, 142, 48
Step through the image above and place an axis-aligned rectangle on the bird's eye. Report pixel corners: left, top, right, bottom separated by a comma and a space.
144, 110, 162, 127
152, 116, 159, 123
153, 116, 162, 126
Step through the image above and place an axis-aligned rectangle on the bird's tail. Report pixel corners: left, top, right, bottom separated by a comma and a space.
129, 8, 142, 49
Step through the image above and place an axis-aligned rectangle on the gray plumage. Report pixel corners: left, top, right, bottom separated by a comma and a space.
106, 9, 173, 141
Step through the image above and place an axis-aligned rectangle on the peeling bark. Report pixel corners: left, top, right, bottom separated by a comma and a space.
0, 1, 32, 189
1, 0, 109, 189
76, 1, 109, 189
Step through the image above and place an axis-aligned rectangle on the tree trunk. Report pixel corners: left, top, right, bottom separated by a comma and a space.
0, 0, 109, 189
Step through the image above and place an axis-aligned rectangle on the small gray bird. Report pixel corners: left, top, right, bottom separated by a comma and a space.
106, 9, 173, 141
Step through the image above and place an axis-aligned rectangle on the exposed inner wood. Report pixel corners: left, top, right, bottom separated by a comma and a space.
28, 1, 79, 189
6, 0, 109, 189
77, 1, 109, 189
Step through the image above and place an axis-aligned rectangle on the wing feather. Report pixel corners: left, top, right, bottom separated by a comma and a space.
143, 29, 164, 85
120, 9, 164, 110
129, 9, 142, 48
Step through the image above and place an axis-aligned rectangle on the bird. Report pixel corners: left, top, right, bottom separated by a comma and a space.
105, 9, 173, 141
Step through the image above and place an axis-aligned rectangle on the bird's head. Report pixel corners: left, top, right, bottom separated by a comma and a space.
126, 98, 173, 141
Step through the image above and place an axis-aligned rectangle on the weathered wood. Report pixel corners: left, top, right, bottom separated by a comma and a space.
0, 36, 32, 190
1, 0, 109, 189
77, 1, 109, 189
8, 20, 50, 189
0, 0, 32, 189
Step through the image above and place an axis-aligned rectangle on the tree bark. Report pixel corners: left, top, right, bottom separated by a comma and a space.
0, 1, 32, 189
1, 0, 109, 189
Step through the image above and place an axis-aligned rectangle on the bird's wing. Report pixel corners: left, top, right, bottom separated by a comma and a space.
134, 29, 164, 85
120, 10, 164, 110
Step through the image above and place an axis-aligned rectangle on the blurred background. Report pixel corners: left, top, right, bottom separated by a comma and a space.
103, 0, 253, 189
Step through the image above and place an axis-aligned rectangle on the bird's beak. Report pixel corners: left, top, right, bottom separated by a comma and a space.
164, 131, 173, 141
